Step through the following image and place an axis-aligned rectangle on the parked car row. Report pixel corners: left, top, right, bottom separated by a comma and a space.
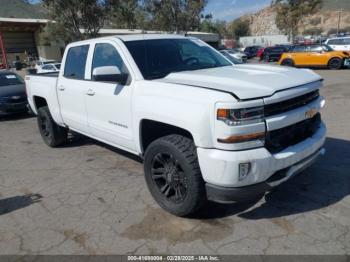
240, 42, 349, 70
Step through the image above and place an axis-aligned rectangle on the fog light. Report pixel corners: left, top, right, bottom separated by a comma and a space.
239, 162, 251, 181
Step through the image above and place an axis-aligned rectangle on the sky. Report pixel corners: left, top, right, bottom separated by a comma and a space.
204, 0, 271, 21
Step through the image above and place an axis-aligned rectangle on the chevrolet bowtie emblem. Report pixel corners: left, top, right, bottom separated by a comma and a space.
305, 108, 318, 119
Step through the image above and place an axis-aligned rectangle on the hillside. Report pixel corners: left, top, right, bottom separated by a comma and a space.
0, 0, 46, 19
240, 0, 350, 36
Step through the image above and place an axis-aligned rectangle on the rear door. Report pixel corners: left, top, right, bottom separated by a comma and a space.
84, 40, 135, 151
57, 44, 90, 134
290, 45, 308, 65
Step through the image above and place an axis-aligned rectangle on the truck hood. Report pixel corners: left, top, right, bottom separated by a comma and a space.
157, 65, 322, 100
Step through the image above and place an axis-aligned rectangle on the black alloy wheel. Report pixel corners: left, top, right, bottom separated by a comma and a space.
151, 152, 188, 203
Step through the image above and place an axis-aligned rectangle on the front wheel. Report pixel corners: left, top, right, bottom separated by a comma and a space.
328, 58, 342, 70
37, 106, 68, 147
144, 135, 206, 217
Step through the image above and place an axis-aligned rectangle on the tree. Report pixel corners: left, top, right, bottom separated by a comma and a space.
200, 15, 228, 38
42, 0, 112, 42
228, 19, 250, 39
108, 0, 140, 29
145, 0, 207, 33
272, 0, 322, 42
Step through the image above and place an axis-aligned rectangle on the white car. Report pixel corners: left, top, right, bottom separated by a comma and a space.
220, 49, 248, 63
325, 37, 350, 51
35, 60, 57, 71
25, 35, 326, 217
37, 63, 61, 74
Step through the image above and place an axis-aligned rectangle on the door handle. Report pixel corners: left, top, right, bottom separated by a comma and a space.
86, 89, 95, 96
58, 85, 65, 91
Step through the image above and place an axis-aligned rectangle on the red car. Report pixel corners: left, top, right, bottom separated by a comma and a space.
257, 47, 265, 59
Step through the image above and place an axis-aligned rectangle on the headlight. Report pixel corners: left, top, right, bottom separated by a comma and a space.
217, 106, 264, 126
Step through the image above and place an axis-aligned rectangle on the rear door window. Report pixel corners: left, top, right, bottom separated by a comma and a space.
64, 45, 89, 79
293, 46, 307, 53
328, 39, 344, 45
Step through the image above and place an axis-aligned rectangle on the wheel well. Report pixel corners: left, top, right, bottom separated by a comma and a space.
328, 57, 342, 63
140, 120, 194, 154
282, 58, 293, 63
33, 96, 47, 110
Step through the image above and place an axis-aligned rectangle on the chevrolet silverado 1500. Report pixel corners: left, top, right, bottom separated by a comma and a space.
25, 35, 326, 217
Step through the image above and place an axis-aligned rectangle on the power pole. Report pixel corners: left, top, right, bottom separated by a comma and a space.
337, 8, 344, 36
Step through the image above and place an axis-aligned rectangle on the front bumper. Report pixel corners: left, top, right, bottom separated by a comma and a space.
206, 147, 325, 203
197, 122, 327, 202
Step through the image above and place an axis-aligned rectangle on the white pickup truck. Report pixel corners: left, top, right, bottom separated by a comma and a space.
25, 35, 326, 217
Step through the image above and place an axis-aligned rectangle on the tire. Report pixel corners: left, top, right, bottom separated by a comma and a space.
328, 58, 342, 70
37, 106, 68, 147
281, 59, 294, 67
144, 135, 206, 217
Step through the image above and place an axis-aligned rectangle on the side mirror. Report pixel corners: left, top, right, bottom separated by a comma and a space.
92, 66, 128, 85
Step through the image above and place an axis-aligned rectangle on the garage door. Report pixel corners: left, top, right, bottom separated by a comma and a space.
2, 31, 37, 55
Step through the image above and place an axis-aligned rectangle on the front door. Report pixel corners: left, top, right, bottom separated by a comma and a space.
57, 44, 90, 134
307, 45, 326, 66
85, 41, 135, 151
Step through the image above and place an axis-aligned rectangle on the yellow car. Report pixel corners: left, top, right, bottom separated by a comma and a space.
278, 44, 350, 70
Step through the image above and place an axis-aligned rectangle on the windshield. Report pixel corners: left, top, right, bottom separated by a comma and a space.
54, 64, 61, 69
0, 73, 23, 87
322, 45, 334, 52
125, 38, 231, 80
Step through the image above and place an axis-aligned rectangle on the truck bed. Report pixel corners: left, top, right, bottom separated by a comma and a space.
29, 72, 59, 77
25, 73, 60, 119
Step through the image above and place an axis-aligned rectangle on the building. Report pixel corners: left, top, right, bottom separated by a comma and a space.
0, 17, 220, 69
239, 35, 290, 48
0, 17, 64, 68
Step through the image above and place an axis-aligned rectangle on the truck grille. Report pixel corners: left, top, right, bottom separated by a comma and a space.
265, 90, 319, 117
265, 113, 321, 153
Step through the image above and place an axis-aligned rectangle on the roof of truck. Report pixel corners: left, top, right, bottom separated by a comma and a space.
115, 34, 188, 42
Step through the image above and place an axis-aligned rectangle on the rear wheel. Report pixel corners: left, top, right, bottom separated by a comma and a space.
328, 58, 342, 70
37, 106, 68, 147
144, 135, 206, 217
281, 59, 294, 67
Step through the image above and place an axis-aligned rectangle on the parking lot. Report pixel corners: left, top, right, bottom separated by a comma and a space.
0, 68, 349, 255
